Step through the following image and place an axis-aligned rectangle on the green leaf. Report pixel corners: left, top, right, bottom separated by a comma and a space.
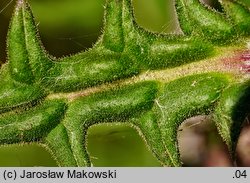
7, 0, 53, 83
0, 65, 44, 113
175, 0, 236, 44
213, 82, 250, 156
102, 0, 124, 52
133, 73, 229, 166
220, 0, 250, 36
0, 99, 66, 143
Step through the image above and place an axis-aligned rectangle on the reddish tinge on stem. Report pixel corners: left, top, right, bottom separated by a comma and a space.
240, 52, 250, 73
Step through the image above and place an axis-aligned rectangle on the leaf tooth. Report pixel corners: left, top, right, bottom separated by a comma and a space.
7, 0, 34, 84
121, 0, 154, 42
219, 0, 250, 36
7, 0, 54, 84
175, 0, 235, 44
16, 0, 24, 8
121, 0, 137, 35
101, 0, 154, 52
213, 83, 250, 158
153, 73, 229, 166
45, 124, 77, 167
101, 0, 124, 52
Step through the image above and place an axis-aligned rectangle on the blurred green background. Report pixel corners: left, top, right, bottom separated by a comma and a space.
0, 0, 250, 167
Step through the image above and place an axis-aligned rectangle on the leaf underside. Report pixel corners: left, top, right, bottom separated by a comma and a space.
0, 0, 250, 166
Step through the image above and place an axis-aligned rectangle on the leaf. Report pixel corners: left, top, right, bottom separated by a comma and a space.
175, 0, 236, 44
7, 0, 53, 83
220, 0, 250, 36
133, 73, 230, 166
0, 100, 66, 143
213, 82, 250, 155
0, 0, 250, 167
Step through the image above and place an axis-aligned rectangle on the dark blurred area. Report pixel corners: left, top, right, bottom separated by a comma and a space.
178, 115, 232, 167
178, 115, 250, 167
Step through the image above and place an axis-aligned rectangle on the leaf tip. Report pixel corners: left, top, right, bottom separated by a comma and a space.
17, 0, 25, 7
15, 0, 27, 14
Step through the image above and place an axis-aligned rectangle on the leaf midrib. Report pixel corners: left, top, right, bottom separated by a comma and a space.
46, 46, 248, 102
